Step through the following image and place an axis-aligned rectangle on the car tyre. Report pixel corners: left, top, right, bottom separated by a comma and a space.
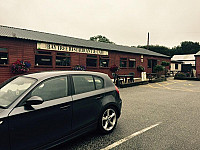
98, 107, 118, 134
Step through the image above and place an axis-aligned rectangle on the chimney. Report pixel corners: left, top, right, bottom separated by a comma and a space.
147, 32, 149, 50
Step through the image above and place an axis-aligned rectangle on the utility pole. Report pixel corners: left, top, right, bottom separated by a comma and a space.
147, 32, 150, 50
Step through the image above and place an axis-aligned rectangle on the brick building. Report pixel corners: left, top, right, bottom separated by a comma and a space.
0, 25, 170, 84
195, 51, 200, 78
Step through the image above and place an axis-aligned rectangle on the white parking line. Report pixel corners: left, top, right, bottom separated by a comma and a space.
101, 122, 162, 150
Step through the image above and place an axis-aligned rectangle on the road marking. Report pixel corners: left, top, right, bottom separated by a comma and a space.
100, 122, 162, 150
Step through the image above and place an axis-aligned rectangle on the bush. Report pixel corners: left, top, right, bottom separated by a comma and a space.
175, 72, 186, 77
154, 65, 164, 73
137, 65, 145, 72
73, 65, 86, 71
161, 61, 170, 67
110, 64, 119, 72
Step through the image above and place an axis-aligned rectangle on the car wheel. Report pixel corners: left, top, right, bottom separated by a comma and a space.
98, 107, 117, 134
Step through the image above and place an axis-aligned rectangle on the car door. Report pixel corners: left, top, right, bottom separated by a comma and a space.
8, 76, 73, 150
71, 75, 104, 131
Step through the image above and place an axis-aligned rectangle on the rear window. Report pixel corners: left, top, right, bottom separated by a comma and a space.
94, 76, 104, 90
72, 75, 95, 94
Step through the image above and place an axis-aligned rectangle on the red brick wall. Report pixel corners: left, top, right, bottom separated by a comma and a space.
196, 56, 200, 78
0, 37, 171, 84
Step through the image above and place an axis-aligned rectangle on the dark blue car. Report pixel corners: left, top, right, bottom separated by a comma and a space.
0, 71, 122, 150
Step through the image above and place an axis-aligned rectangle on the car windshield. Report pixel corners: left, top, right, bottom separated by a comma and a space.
0, 76, 37, 108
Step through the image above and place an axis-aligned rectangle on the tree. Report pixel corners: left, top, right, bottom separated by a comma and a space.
137, 41, 200, 56
154, 65, 164, 78
137, 45, 172, 56
90, 35, 114, 44
161, 61, 170, 76
172, 41, 200, 55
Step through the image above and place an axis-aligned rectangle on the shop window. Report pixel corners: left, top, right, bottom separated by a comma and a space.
100, 56, 109, 67
86, 55, 97, 67
148, 59, 152, 68
35, 51, 52, 66
0, 48, 8, 65
175, 64, 178, 69
56, 52, 70, 66
120, 58, 127, 67
129, 59, 136, 68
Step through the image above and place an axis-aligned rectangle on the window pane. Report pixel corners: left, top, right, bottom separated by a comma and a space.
86, 58, 97, 67
94, 76, 104, 90
0, 53, 8, 64
35, 55, 52, 66
73, 75, 95, 94
0, 77, 36, 107
129, 61, 136, 68
100, 59, 109, 67
0, 48, 7, 52
148, 60, 152, 68
120, 58, 127, 67
87, 55, 97, 58
31, 77, 67, 101
175, 64, 178, 69
56, 56, 70, 66
36, 51, 51, 55
57, 52, 70, 56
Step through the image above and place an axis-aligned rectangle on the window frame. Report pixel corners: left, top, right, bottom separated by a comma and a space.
175, 63, 178, 70
18, 75, 70, 106
99, 56, 109, 68
35, 50, 53, 67
93, 75, 104, 90
0, 48, 9, 66
148, 59, 152, 68
55, 52, 71, 68
120, 58, 127, 68
71, 74, 96, 95
86, 54, 98, 68
128, 59, 136, 68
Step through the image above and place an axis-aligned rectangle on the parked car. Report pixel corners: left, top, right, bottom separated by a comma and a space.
0, 71, 122, 150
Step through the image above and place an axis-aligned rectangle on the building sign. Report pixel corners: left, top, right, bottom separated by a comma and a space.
37, 43, 108, 55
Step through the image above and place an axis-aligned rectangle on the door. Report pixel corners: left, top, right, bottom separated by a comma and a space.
71, 75, 104, 131
152, 60, 157, 73
9, 76, 72, 150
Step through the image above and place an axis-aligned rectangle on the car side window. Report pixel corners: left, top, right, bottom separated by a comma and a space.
72, 75, 95, 94
94, 76, 104, 90
30, 76, 68, 101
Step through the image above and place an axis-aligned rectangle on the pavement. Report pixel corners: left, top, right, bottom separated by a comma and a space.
52, 78, 200, 150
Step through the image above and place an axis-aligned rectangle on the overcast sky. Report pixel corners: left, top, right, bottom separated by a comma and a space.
1, 0, 200, 48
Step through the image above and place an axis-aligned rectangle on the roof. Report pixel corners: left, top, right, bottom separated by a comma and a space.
0, 25, 169, 58
171, 54, 195, 61
195, 51, 200, 56
171, 60, 183, 63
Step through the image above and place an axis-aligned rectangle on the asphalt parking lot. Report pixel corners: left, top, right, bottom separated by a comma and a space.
52, 78, 200, 150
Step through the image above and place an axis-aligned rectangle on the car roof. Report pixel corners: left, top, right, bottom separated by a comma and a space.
24, 71, 108, 81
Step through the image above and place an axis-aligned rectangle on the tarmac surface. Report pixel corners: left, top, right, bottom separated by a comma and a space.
52, 78, 200, 150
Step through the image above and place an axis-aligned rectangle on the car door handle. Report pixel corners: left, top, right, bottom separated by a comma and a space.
0, 121, 3, 124
96, 96, 103, 100
60, 105, 71, 110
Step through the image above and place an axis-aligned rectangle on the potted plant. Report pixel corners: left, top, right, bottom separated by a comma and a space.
72, 65, 86, 71
11, 60, 31, 74
137, 65, 145, 72
154, 65, 164, 78
110, 64, 119, 83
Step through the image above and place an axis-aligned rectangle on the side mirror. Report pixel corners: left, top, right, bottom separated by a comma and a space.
26, 96, 44, 106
